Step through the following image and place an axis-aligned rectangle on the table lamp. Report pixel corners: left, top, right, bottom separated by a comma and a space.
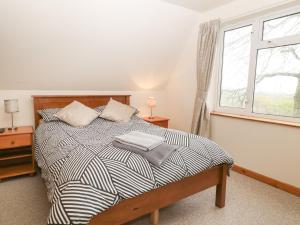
147, 97, 156, 119
4, 99, 19, 130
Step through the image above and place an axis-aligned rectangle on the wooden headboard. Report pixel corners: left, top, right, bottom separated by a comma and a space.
32, 95, 130, 128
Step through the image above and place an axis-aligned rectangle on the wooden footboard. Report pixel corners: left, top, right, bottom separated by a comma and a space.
89, 164, 228, 225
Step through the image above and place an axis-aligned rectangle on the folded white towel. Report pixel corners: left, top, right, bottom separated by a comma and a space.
115, 131, 165, 151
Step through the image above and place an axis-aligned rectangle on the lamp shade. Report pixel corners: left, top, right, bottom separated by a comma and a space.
147, 97, 157, 108
4, 99, 19, 113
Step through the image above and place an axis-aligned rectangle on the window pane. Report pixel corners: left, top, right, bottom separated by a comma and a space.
253, 44, 300, 117
263, 12, 300, 40
220, 25, 252, 108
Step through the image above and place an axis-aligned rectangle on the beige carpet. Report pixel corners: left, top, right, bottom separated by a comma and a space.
0, 172, 299, 225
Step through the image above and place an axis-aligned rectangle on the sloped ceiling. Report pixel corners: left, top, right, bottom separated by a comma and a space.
0, 0, 200, 90
163, 0, 235, 12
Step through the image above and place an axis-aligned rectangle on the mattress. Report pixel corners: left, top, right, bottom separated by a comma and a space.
35, 115, 233, 225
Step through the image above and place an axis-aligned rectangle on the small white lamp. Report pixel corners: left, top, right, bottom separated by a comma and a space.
4, 99, 19, 130
147, 97, 156, 119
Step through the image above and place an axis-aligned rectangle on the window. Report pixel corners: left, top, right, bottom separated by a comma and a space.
220, 26, 252, 108
218, 7, 300, 121
263, 12, 300, 40
253, 44, 300, 117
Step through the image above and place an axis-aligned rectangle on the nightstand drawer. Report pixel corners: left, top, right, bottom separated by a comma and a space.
143, 116, 169, 128
152, 120, 168, 128
0, 134, 32, 150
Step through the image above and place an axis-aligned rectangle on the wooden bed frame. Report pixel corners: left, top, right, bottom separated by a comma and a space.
32, 95, 228, 225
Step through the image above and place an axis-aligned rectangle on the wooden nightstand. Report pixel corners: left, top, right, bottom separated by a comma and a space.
143, 116, 169, 128
0, 126, 35, 181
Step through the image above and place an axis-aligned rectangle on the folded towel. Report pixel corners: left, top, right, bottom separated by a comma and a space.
112, 140, 177, 167
115, 131, 165, 152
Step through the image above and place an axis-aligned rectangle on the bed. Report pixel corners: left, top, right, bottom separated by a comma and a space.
33, 95, 233, 225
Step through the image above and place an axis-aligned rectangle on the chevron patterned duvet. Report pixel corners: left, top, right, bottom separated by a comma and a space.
35, 116, 233, 225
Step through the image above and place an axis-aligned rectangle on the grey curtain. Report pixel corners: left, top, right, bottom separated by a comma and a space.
191, 19, 220, 137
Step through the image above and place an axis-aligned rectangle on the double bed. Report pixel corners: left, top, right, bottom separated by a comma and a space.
33, 95, 233, 225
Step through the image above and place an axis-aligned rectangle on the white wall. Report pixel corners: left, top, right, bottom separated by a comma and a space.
166, 0, 300, 188
211, 116, 300, 187
0, 0, 199, 127
0, 0, 199, 90
165, 25, 198, 131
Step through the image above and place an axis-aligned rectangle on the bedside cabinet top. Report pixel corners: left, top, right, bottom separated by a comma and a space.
143, 116, 169, 123
0, 126, 33, 137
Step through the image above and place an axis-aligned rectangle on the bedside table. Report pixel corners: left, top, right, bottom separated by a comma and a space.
0, 126, 35, 181
143, 116, 169, 128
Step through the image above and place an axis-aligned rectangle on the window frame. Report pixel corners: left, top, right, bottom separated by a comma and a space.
215, 6, 300, 123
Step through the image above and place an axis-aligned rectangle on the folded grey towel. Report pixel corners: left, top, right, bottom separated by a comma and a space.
112, 140, 177, 167
115, 131, 165, 151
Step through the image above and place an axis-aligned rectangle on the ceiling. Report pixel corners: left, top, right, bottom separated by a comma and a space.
163, 0, 235, 12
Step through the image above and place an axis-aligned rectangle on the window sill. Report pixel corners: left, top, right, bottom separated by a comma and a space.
210, 111, 300, 129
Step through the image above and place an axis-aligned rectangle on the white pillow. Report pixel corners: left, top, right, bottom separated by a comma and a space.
54, 101, 99, 127
100, 99, 136, 122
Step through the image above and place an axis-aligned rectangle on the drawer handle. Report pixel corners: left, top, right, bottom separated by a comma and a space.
11, 141, 15, 145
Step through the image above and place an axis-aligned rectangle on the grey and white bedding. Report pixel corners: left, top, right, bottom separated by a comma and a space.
35, 115, 233, 225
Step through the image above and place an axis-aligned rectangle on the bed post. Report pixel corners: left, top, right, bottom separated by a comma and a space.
215, 164, 227, 208
150, 209, 159, 225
